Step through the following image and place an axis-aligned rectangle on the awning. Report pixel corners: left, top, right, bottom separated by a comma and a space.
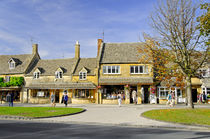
25, 82, 96, 89
99, 77, 153, 85
0, 86, 22, 91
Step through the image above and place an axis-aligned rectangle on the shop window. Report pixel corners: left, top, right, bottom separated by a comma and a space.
202, 87, 210, 95
31, 90, 50, 98
74, 89, 90, 98
103, 66, 120, 74
102, 87, 125, 100
130, 65, 148, 74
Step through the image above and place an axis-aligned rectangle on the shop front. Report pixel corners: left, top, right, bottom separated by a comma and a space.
0, 87, 22, 104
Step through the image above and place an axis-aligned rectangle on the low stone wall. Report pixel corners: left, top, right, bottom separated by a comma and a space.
71, 98, 94, 104
29, 98, 50, 104
102, 99, 125, 104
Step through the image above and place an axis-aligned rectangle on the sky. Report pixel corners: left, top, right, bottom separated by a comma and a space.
0, 0, 206, 59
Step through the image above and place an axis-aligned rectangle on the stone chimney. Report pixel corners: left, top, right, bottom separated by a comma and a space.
97, 39, 103, 57
75, 41, 80, 59
32, 44, 38, 55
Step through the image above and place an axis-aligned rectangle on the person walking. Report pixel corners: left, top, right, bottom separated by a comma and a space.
132, 90, 137, 104
117, 92, 122, 107
171, 91, 175, 107
63, 92, 68, 107
166, 92, 172, 106
6, 93, 13, 107
51, 93, 56, 107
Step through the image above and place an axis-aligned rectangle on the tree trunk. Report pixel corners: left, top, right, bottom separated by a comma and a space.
186, 76, 194, 109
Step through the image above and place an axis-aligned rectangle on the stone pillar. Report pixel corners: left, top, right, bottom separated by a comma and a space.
124, 85, 130, 104
137, 85, 142, 104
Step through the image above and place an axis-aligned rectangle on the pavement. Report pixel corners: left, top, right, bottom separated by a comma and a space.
0, 103, 210, 131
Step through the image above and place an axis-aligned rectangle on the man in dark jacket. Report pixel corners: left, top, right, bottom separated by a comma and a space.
6, 93, 13, 107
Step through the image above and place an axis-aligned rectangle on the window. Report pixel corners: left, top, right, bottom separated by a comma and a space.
201, 69, 210, 77
55, 71, 63, 79
158, 87, 169, 99
103, 66, 120, 74
9, 61, 15, 69
130, 65, 148, 74
74, 89, 90, 98
5, 76, 10, 82
33, 72, 40, 79
79, 72, 87, 80
202, 87, 210, 95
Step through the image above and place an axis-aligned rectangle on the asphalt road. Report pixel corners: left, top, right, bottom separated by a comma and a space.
0, 120, 209, 139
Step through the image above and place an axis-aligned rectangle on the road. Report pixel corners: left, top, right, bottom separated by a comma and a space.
0, 120, 209, 139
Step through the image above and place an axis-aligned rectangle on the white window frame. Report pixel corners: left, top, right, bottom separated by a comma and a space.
202, 87, 210, 95
33, 72, 40, 79
79, 72, 87, 80
158, 87, 169, 99
202, 68, 210, 77
130, 65, 148, 74
55, 71, 63, 79
103, 66, 120, 74
9, 61, 15, 69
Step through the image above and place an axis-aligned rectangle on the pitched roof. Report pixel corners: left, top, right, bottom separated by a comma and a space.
100, 42, 151, 63
27, 58, 77, 76
73, 58, 97, 75
0, 54, 33, 74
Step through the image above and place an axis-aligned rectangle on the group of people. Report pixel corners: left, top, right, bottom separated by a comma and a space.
166, 91, 175, 107
117, 90, 137, 107
197, 93, 208, 104
50, 91, 69, 107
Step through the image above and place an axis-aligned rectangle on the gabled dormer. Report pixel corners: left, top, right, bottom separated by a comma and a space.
8, 58, 16, 69
79, 67, 88, 80
55, 67, 64, 79
33, 68, 41, 79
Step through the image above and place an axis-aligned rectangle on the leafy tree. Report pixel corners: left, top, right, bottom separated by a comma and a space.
149, 0, 209, 108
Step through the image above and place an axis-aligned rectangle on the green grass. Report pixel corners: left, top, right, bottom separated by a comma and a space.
0, 107, 84, 118
142, 108, 210, 126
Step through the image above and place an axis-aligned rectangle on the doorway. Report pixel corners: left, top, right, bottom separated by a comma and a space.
143, 86, 150, 104
55, 90, 60, 103
192, 89, 197, 103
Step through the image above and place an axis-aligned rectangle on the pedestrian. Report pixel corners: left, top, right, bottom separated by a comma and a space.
63, 92, 68, 107
166, 92, 172, 106
117, 92, 122, 107
171, 91, 175, 107
132, 90, 137, 104
51, 93, 56, 107
6, 93, 13, 107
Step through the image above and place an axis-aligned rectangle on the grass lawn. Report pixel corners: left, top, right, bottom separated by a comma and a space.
142, 108, 210, 126
0, 107, 84, 118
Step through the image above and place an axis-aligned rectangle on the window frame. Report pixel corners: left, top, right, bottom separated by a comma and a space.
9, 61, 15, 69
55, 71, 63, 79
79, 71, 87, 80
33, 72, 40, 79
130, 65, 148, 74
103, 65, 121, 74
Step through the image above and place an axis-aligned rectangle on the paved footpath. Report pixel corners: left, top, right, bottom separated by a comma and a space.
1, 103, 210, 131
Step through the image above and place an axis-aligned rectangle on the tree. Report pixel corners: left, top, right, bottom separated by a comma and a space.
197, 3, 210, 44
149, 0, 209, 108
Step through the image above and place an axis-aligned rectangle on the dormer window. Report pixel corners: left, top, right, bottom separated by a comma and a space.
55, 71, 63, 79
33, 68, 41, 79
33, 72, 40, 79
79, 72, 87, 80
8, 58, 16, 69
79, 67, 88, 80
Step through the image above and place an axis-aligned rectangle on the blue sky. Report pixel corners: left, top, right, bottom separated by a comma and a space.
0, 0, 205, 59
